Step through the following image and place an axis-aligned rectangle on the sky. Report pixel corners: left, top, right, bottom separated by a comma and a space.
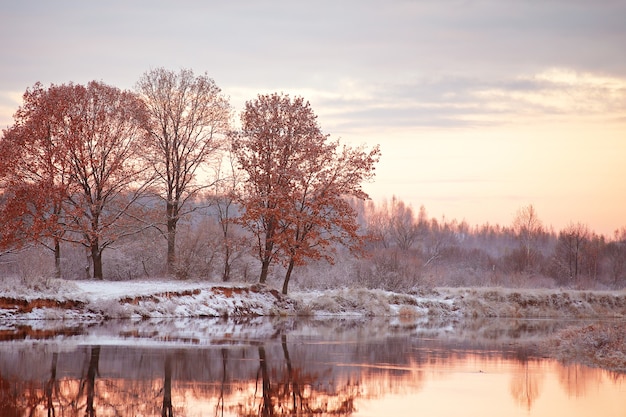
1, 0, 625, 236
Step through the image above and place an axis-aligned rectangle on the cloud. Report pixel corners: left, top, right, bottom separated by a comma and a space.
301, 68, 626, 133
0, 91, 24, 129
1, 1, 625, 136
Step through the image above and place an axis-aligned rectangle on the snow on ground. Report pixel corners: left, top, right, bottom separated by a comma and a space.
72, 280, 214, 301
2, 278, 626, 323
0, 278, 295, 321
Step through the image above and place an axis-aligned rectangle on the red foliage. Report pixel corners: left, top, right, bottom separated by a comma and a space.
0, 81, 152, 279
232, 93, 380, 292
0, 82, 74, 253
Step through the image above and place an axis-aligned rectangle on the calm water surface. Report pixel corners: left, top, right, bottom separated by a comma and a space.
0, 317, 623, 416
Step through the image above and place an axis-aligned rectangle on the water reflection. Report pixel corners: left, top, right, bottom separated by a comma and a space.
509, 358, 544, 411
0, 318, 623, 416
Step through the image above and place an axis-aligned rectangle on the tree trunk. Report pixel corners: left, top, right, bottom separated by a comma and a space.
282, 258, 295, 295
166, 224, 176, 275
259, 221, 276, 284
166, 201, 178, 276
91, 241, 103, 280
54, 237, 61, 279
222, 240, 231, 282
259, 257, 271, 284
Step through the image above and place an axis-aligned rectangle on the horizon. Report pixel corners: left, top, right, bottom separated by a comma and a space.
1, 1, 625, 236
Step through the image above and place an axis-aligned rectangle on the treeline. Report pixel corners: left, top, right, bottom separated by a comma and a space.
351, 199, 626, 290
1, 190, 625, 291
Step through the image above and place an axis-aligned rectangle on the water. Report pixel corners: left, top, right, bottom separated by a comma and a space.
0, 317, 623, 416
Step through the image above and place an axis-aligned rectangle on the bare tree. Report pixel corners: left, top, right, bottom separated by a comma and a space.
365, 197, 423, 251
365, 199, 392, 249
512, 204, 544, 272
554, 222, 589, 283
136, 68, 230, 275
389, 196, 419, 251
606, 227, 626, 286
211, 149, 247, 281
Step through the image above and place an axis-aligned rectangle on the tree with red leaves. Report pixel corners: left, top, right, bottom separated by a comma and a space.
0, 81, 153, 280
0, 82, 76, 276
232, 93, 380, 293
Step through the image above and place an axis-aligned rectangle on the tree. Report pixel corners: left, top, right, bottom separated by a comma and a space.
1, 81, 152, 280
512, 204, 544, 272
232, 93, 379, 293
554, 222, 589, 283
62, 82, 154, 280
364, 199, 392, 249
211, 150, 247, 282
279, 141, 380, 294
606, 227, 626, 286
365, 197, 423, 251
388, 196, 420, 251
136, 68, 231, 275
0, 83, 75, 277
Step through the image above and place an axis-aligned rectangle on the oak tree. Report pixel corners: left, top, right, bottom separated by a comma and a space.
1, 81, 153, 280
232, 93, 380, 293
0, 83, 78, 277
136, 68, 230, 275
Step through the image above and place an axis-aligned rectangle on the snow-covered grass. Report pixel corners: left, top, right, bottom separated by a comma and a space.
0, 279, 296, 320
443, 287, 626, 318
2, 278, 626, 322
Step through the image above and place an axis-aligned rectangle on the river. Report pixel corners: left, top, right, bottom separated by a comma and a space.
0, 317, 623, 416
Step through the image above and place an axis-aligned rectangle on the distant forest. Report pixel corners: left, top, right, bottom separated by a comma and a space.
1, 194, 625, 292
1, 68, 625, 292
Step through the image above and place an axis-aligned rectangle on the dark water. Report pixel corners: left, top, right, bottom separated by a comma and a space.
0, 317, 624, 416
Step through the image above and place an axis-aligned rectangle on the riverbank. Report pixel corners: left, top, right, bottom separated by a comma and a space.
2, 279, 626, 321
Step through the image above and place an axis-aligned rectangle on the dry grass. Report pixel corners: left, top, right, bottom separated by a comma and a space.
545, 323, 626, 372
441, 287, 626, 318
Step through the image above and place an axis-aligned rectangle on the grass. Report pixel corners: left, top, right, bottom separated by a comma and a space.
545, 323, 626, 372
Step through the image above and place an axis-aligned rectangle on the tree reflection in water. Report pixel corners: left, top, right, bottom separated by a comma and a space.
163, 354, 173, 417
243, 337, 358, 417
509, 349, 544, 411
0, 318, 624, 417
84, 346, 100, 417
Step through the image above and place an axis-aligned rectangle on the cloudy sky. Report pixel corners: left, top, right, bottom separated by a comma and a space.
1, 0, 625, 235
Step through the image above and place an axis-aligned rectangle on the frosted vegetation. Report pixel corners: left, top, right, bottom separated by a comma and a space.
1, 199, 624, 292
2, 277, 625, 321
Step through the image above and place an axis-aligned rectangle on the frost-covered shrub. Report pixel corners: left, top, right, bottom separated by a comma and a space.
13, 247, 56, 288
88, 298, 135, 319
547, 323, 626, 371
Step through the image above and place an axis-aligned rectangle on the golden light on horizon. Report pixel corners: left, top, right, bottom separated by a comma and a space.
339, 68, 626, 236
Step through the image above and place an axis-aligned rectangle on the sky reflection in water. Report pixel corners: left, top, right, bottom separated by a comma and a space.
0, 317, 623, 416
